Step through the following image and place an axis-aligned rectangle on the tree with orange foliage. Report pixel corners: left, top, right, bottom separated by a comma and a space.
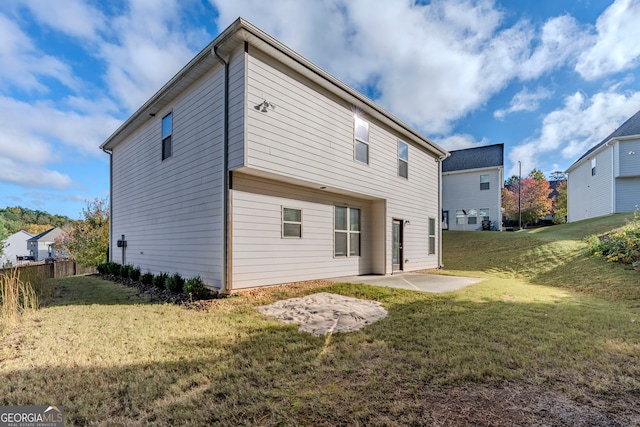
502, 177, 552, 227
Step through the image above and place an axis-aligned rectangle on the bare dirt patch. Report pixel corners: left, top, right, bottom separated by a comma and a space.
257, 292, 388, 335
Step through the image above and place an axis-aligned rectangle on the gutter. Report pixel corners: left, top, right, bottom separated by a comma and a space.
100, 147, 113, 262
213, 46, 231, 295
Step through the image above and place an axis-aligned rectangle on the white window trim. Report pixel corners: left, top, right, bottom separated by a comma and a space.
398, 140, 409, 179
480, 174, 490, 190
334, 206, 361, 257
282, 207, 302, 239
428, 217, 436, 255
354, 116, 369, 165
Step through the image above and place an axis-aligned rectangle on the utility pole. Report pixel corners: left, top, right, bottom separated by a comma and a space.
518, 161, 522, 230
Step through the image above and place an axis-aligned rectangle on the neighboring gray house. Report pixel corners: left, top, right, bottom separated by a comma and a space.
441, 144, 504, 231
100, 18, 449, 292
27, 228, 65, 261
566, 109, 640, 222
1, 230, 34, 268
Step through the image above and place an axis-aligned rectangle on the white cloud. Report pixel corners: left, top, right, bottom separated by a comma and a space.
494, 86, 553, 119
0, 96, 122, 161
436, 134, 489, 151
0, 158, 72, 190
519, 15, 586, 80
20, 0, 106, 40
209, 0, 589, 135
0, 13, 78, 93
507, 88, 640, 176
97, 0, 209, 112
576, 0, 640, 80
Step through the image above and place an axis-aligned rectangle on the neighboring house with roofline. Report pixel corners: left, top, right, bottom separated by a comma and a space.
441, 144, 504, 231
27, 228, 65, 262
566, 109, 640, 222
1, 230, 34, 268
100, 18, 449, 292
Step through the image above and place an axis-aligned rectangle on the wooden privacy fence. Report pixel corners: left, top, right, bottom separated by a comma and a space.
0, 260, 96, 279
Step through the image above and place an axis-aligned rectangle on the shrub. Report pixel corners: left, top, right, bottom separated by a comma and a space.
129, 266, 141, 282
119, 264, 131, 279
152, 273, 169, 289
141, 273, 154, 286
105, 262, 121, 275
184, 276, 210, 300
96, 263, 108, 274
165, 273, 185, 293
587, 212, 640, 268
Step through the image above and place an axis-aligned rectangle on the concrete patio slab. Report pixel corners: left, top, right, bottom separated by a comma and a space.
330, 272, 484, 293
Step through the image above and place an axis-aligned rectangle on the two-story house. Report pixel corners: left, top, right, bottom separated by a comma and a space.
441, 144, 504, 231
1, 230, 34, 267
566, 109, 640, 222
100, 18, 448, 292
27, 228, 65, 261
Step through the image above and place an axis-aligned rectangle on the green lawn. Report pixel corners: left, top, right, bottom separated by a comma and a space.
1, 213, 639, 426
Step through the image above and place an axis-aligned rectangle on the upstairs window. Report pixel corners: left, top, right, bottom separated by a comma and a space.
335, 206, 361, 257
398, 140, 408, 178
162, 112, 173, 160
354, 116, 369, 164
480, 174, 490, 190
282, 207, 302, 238
591, 158, 596, 176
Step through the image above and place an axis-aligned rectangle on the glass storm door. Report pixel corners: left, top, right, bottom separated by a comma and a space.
392, 219, 403, 272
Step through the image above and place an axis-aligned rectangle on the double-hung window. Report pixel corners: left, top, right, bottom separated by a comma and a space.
398, 140, 408, 178
428, 217, 436, 255
354, 116, 369, 164
591, 158, 596, 176
480, 209, 490, 222
282, 207, 302, 238
480, 174, 490, 190
456, 210, 465, 225
334, 206, 361, 257
162, 112, 173, 160
468, 209, 478, 225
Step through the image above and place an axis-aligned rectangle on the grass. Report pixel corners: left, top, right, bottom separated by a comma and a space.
1, 213, 640, 425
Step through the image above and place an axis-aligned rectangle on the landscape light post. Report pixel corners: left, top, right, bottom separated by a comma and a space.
518, 161, 522, 230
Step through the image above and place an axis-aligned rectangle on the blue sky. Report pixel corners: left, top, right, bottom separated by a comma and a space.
1, 0, 640, 219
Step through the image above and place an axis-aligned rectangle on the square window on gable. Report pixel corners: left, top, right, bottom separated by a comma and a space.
162, 112, 173, 160
354, 116, 369, 164
480, 174, 490, 190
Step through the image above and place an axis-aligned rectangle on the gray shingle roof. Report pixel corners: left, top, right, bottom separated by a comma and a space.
27, 228, 61, 242
570, 108, 640, 168
442, 143, 504, 172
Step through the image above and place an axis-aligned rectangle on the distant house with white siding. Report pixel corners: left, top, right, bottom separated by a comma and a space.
1, 230, 34, 268
441, 144, 504, 231
100, 18, 448, 292
27, 228, 65, 261
566, 109, 640, 222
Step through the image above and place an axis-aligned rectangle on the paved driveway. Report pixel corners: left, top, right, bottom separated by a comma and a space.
331, 272, 484, 293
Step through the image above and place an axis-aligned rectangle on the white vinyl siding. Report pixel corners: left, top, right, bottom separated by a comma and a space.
231, 173, 374, 289
616, 177, 640, 212
567, 146, 614, 222
111, 61, 227, 287
244, 48, 441, 275
442, 168, 503, 231
618, 139, 640, 178
228, 50, 246, 170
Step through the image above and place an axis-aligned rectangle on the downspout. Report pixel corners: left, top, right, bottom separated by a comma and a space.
437, 155, 446, 268
214, 46, 230, 294
101, 147, 113, 262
